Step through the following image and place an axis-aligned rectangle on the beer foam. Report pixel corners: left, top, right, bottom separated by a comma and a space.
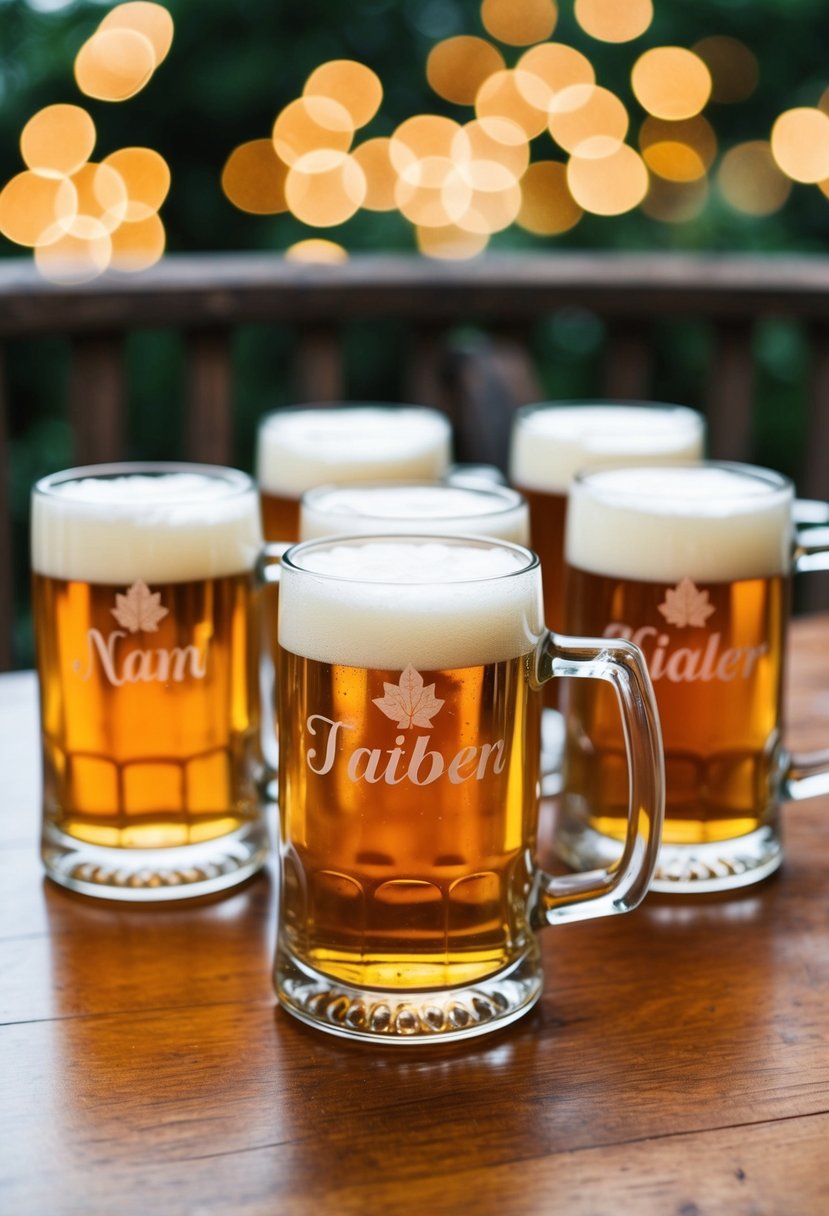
32, 470, 262, 583
256, 407, 452, 497
280, 539, 543, 668
566, 465, 792, 582
300, 482, 529, 544
510, 403, 705, 492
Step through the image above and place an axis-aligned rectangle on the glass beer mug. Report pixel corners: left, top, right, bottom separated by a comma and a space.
558, 461, 829, 893
256, 405, 453, 544
299, 480, 530, 544
274, 534, 665, 1043
32, 463, 269, 899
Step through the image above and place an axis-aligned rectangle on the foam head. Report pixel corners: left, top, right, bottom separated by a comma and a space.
32, 465, 262, 584
256, 406, 453, 498
566, 463, 793, 583
280, 536, 543, 669
300, 481, 529, 544
510, 402, 705, 493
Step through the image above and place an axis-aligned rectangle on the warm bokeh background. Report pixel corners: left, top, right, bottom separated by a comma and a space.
2, 0, 829, 662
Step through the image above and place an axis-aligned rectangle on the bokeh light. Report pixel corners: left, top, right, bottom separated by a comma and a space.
272, 97, 354, 167
21, 105, 96, 178
390, 115, 461, 179
416, 223, 489, 260
455, 179, 522, 234
771, 108, 829, 184
476, 70, 548, 139
110, 211, 165, 270
352, 138, 398, 211
480, 0, 558, 48
567, 144, 649, 215
103, 147, 170, 220
515, 43, 595, 113
639, 115, 716, 181
631, 47, 712, 120
642, 176, 708, 223
395, 159, 471, 228
718, 141, 792, 215
66, 162, 129, 235
285, 239, 348, 263
0, 171, 77, 247
453, 119, 529, 191
99, 2, 174, 68
574, 0, 653, 44
221, 139, 288, 214
693, 36, 758, 105
516, 161, 582, 234
304, 60, 382, 130
426, 36, 505, 106
35, 229, 112, 284
74, 28, 156, 102
548, 85, 628, 158
284, 152, 366, 226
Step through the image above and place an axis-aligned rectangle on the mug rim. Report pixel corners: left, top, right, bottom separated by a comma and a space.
33, 461, 254, 504
281, 532, 540, 586
572, 459, 794, 501
301, 478, 526, 526
514, 399, 705, 424
257, 402, 453, 432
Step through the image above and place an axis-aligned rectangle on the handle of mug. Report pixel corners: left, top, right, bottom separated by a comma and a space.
257, 541, 290, 586
256, 542, 290, 783
529, 633, 665, 928
783, 521, 829, 799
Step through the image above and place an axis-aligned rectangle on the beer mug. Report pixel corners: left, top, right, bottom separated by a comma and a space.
299, 480, 529, 543
509, 401, 705, 634
256, 405, 453, 543
274, 534, 665, 1042
558, 461, 829, 893
32, 463, 269, 900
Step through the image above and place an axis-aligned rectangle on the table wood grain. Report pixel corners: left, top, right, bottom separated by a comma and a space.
2, 617, 829, 1215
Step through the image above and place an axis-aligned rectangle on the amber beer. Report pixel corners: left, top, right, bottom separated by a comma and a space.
256, 405, 453, 542
32, 464, 268, 900
509, 402, 705, 633
299, 480, 529, 543
560, 463, 792, 892
275, 535, 665, 1042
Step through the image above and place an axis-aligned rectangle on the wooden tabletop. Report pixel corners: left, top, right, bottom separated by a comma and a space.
2, 617, 829, 1215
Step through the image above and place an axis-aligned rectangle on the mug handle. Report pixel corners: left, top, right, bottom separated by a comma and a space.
530, 633, 665, 927
784, 522, 829, 800
257, 542, 291, 782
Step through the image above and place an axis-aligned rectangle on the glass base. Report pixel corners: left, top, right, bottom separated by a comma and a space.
275, 947, 543, 1044
42, 819, 270, 901
556, 804, 782, 894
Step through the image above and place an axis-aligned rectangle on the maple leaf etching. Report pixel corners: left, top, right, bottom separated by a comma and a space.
657, 578, 715, 629
372, 664, 445, 729
111, 580, 170, 634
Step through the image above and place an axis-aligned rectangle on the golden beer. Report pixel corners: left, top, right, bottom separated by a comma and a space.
32, 464, 268, 899
256, 405, 453, 543
299, 480, 530, 543
278, 650, 539, 990
560, 463, 793, 892
275, 535, 665, 1041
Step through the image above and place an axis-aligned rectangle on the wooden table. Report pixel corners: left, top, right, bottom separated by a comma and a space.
2, 617, 829, 1215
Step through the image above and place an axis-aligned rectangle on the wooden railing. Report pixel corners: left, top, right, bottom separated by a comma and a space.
2, 250, 829, 668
